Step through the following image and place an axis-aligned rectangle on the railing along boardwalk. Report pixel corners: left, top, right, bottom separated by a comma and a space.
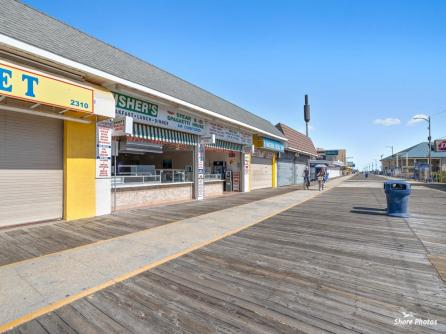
5, 175, 446, 333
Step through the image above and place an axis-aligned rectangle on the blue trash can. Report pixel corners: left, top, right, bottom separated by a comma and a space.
384, 180, 411, 218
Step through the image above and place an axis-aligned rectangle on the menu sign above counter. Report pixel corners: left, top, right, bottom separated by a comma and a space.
113, 92, 255, 144
207, 121, 252, 145
113, 92, 206, 135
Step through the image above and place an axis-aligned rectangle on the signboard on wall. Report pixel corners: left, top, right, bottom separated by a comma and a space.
253, 135, 284, 152
113, 92, 257, 145
207, 121, 252, 145
113, 92, 206, 135
232, 172, 240, 192
195, 143, 205, 200
243, 145, 254, 154
96, 121, 112, 178
0, 61, 94, 113
263, 137, 285, 152
434, 140, 446, 152
113, 116, 133, 136
243, 153, 250, 192
201, 134, 216, 144
253, 148, 275, 159
325, 150, 339, 156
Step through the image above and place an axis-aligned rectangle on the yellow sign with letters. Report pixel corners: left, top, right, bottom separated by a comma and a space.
0, 61, 93, 113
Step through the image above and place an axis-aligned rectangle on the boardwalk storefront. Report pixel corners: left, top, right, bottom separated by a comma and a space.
111, 92, 255, 209
275, 123, 318, 186
204, 121, 252, 195
0, 59, 115, 227
0, 0, 287, 222
251, 136, 285, 190
111, 92, 202, 210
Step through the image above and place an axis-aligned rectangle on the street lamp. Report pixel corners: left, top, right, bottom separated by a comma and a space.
386, 145, 394, 174
412, 115, 432, 181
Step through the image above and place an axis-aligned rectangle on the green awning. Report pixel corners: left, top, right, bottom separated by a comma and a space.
132, 123, 198, 145
206, 139, 243, 152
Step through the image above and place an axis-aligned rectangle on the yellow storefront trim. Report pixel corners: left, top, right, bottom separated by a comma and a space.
64, 121, 96, 220
272, 153, 277, 188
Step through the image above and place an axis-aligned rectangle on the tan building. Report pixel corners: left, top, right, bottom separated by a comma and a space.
317, 148, 347, 164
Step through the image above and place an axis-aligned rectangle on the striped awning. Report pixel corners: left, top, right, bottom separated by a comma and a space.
132, 123, 198, 145
206, 139, 243, 152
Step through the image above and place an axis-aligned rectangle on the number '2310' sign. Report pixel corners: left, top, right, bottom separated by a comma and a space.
0, 61, 93, 113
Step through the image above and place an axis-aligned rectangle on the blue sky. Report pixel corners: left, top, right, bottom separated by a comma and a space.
24, 0, 446, 169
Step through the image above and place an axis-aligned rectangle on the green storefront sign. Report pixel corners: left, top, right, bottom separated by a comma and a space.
113, 91, 206, 135
113, 92, 158, 117
325, 150, 339, 156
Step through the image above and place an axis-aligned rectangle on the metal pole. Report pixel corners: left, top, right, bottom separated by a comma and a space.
391, 146, 394, 172
304, 95, 310, 137
406, 153, 408, 174
428, 116, 432, 182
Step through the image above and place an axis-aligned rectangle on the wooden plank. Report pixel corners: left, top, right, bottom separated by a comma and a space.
37, 313, 77, 334
5, 177, 446, 333
428, 255, 446, 282
7, 320, 48, 334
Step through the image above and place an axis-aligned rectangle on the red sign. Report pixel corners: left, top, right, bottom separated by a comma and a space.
435, 140, 446, 152
232, 172, 240, 192
96, 122, 112, 178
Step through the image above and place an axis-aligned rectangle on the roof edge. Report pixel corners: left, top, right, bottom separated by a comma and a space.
0, 33, 288, 142
15, 0, 281, 135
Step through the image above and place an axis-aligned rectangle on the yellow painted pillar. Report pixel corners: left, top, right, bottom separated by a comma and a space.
64, 121, 96, 220
272, 153, 277, 188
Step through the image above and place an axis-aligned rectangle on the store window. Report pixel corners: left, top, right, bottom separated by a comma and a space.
112, 138, 194, 186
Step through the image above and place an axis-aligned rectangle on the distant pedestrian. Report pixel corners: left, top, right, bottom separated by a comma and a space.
303, 167, 310, 190
317, 168, 326, 191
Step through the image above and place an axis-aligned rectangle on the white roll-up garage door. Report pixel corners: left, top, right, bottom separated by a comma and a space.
251, 156, 272, 190
0, 110, 63, 227
277, 159, 294, 186
294, 162, 307, 185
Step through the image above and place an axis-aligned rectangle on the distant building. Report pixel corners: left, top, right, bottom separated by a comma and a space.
317, 148, 347, 165
381, 142, 446, 178
275, 123, 317, 186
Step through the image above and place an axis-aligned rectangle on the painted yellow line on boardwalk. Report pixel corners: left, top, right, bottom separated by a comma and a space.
0, 190, 301, 271
0, 192, 324, 333
0, 176, 349, 272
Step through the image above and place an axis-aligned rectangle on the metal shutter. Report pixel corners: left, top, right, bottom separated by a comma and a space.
277, 159, 294, 186
294, 162, 307, 185
251, 156, 272, 190
0, 110, 63, 226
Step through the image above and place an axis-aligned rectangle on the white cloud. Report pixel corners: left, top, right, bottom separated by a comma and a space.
407, 114, 429, 125
373, 118, 401, 126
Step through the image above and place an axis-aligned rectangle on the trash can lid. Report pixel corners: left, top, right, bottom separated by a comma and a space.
384, 180, 409, 185
384, 180, 411, 190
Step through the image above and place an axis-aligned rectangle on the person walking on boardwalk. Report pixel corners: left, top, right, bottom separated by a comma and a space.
317, 168, 326, 191
303, 167, 310, 190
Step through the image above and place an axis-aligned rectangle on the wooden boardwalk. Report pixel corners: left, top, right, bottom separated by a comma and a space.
0, 186, 299, 267
6, 176, 446, 333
